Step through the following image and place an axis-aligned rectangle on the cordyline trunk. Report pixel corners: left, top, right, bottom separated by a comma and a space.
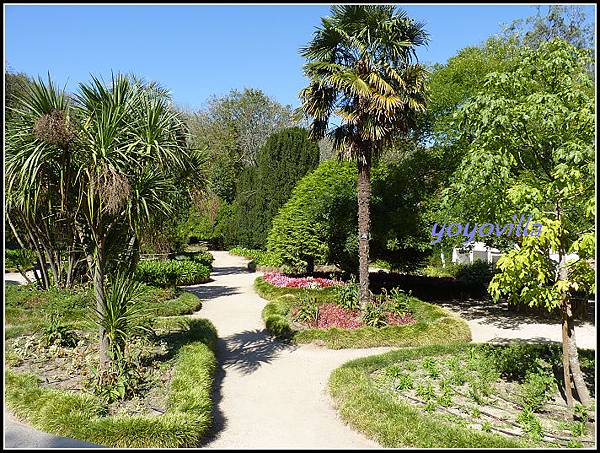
93, 240, 110, 366
558, 253, 591, 407
357, 150, 372, 309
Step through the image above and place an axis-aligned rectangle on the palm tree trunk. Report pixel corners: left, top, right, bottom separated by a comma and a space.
357, 150, 371, 309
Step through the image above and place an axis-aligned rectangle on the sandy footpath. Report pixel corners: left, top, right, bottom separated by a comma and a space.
187, 251, 385, 448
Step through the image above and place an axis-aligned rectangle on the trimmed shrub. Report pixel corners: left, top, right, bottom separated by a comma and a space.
267, 157, 435, 274
136, 260, 211, 287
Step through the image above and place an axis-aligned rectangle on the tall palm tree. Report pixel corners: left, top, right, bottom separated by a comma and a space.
74, 74, 202, 362
300, 5, 429, 307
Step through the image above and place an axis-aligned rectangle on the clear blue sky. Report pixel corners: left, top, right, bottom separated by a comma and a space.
4, 4, 595, 111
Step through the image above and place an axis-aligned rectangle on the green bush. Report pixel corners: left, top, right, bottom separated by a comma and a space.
452, 261, 494, 295
172, 251, 214, 268
519, 369, 557, 412
4, 319, 218, 448
5, 248, 36, 272
333, 276, 360, 310
136, 260, 211, 287
267, 158, 435, 273
228, 247, 282, 268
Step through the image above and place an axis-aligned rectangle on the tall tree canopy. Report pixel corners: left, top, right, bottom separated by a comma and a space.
234, 127, 320, 248
300, 5, 428, 307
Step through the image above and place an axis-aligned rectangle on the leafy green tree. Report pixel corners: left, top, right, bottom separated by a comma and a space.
233, 127, 320, 248
4, 69, 32, 114
503, 5, 594, 51
268, 158, 434, 273
186, 88, 298, 200
300, 5, 428, 307
443, 39, 595, 407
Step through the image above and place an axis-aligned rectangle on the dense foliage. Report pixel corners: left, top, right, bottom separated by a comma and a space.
233, 127, 320, 248
267, 158, 435, 273
136, 260, 212, 287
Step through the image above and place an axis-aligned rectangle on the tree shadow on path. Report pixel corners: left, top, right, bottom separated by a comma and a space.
186, 285, 241, 301
434, 298, 595, 330
219, 329, 296, 375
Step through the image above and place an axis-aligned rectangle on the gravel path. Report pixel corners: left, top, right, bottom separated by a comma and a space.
435, 299, 596, 350
186, 251, 386, 449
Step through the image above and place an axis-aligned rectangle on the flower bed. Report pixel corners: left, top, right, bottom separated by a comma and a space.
292, 303, 415, 329
263, 272, 339, 289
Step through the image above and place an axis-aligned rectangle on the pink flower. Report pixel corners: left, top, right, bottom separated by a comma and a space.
264, 272, 339, 289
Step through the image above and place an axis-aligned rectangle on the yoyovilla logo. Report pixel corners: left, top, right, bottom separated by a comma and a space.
431, 215, 542, 245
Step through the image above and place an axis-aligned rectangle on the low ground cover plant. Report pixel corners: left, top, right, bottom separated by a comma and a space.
334, 343, 595, 448
136, 259, 211, 287
5, 284, 202, 338
256, 276, 470, 348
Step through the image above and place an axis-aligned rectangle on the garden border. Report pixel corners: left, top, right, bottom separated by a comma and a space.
4, 318, 218, 448
255, 277, 471, 349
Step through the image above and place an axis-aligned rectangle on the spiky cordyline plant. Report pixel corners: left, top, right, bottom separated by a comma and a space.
6, 73, 205, 364
300, 5, 429, 307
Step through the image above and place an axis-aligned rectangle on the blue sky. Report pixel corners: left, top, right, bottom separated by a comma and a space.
4, 4, 595, 111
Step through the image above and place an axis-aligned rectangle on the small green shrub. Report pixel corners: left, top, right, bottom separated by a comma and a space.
293, 292, 319, 324
422, 357, 440, 378
453, 261, 494, 295
519, 368, 557, 412
136, 260, 211, 287
362, 297, 388, 328
5, 248, 36, 272
386, 287, 410, 314
395, 373, 414, 391
38, 316, 79, 348
517, 407, 543, 441
333, 276, 360, 310
172, 251, 214, 268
